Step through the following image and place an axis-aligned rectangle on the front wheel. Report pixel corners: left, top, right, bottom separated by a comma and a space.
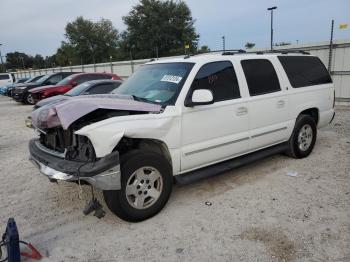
286, 115, 317, 158
103, 150, 173, 222
24, 93, 34, 105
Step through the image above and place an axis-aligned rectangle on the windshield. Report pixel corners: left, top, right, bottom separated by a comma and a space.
25, 75, 42, 83
115, 62, 194, 105
36, 74, 52, 84
56, 75, 75, 86
65, 82, 91, 96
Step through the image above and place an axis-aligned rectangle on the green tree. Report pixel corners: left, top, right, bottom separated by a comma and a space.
55, 41, 78, 66
245, 42, 255, 49
65, 16, 119, 64
32, 54, 45, 69
121, 0, 199, 59
6, 52, 32, 70
198, 45, 210, 53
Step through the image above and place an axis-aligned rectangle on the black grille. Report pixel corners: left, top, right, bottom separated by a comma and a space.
40, 127, 71, 153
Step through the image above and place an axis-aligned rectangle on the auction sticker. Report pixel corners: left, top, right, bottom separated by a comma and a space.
161, 75, 183, 84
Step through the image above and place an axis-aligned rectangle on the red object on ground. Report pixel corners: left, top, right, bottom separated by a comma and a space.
29, 73, 121, 103
21, 243, 42, 260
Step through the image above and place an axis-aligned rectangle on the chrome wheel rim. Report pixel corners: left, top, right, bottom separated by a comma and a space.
298, 124, 313, 151
27, 94, 34, 104
125, 166, 163, 210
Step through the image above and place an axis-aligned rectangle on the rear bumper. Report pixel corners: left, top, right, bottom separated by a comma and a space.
29, 139, 121, 190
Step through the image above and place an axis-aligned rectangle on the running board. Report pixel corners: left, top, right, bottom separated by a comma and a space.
175, 143, 288, 185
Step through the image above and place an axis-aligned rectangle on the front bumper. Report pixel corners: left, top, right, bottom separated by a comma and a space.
12, 91, 25, 101
29, 139, 121, 190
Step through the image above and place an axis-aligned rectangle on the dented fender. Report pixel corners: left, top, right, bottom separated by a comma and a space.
75, 106, 182, 158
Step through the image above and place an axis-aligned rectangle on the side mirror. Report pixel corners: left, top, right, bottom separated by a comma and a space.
185, 89, 214, 107
71, 81, 78, 87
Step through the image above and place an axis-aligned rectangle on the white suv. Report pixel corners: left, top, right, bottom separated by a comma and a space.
0, 73, 15, 87
29, 51, 335, 222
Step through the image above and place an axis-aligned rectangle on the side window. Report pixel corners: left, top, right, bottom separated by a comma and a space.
86, 83, 116, 94
0, 74, 10, 80
46, 74, 62, 85
241, 59, 281, 96
278, 56, 332, 88
190, 61, 240, 102
75, 75, 92, 84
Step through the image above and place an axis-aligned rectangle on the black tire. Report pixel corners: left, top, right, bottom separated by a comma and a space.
24, 93, 34, 105
103, 150, 173, 222
286, 114, 317, 158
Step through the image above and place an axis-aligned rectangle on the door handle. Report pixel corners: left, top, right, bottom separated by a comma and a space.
236, 107, 248, 116
276, 100, 285, 108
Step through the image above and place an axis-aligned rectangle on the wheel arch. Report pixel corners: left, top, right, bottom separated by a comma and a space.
112, 137, 173, 168
298, 107, 319, 125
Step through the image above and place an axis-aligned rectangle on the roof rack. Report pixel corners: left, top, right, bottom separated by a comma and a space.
254, 50, 310, 55
185, 49, 247, 58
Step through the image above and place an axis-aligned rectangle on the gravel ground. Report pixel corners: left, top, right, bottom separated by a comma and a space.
0, 95, 349, 262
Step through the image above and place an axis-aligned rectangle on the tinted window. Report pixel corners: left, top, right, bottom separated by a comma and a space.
190, 61, 240, 102
278, 56, 332, 88
0, 74, 10, 80
75, 75, 95, 84
86, 83, 116, 94
241, 59, 281, 96
46, 74, 62, 85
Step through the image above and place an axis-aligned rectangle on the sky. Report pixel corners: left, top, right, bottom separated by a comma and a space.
0, 0, 349, 58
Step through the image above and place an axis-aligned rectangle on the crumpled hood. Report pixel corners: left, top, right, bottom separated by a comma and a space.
31, 94, 162, 130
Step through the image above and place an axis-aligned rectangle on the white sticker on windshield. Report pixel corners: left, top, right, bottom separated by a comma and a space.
160, 75, 183, 84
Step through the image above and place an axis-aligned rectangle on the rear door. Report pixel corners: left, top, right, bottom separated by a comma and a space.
180, 60, 250, 172
240, 58, 290, 151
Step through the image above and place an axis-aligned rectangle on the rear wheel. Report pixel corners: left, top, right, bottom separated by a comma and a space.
103, 150, 173, 222
286, 115, 317, 158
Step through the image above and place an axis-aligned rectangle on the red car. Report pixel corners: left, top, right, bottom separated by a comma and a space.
29, 73, 121, 103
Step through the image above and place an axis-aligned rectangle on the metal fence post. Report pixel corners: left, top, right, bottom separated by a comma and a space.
328, 19, 334, 72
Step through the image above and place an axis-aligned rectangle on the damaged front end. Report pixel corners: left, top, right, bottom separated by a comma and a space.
28, 95, 162, 190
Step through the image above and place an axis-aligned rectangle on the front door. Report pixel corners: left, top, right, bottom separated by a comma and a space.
180, 61, 250, 172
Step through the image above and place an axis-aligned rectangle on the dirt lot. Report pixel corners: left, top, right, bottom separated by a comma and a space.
0, 95, 349, 262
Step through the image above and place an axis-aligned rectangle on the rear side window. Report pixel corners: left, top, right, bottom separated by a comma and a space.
278, 56, 332, 88
0, 74, 10, 80
241, 59, 281, 96
190, 61, 240, 102
86, 83, 116, 94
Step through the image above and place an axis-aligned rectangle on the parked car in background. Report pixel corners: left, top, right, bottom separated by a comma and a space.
29, 73, 121, 104
0, 73, 15, 87
12, 72, 76, 104
16, 77, 30, 83
33, 79, 123, 109
1, 75, 44, 96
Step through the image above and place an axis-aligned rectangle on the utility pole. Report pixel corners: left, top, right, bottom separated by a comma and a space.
222, 36, 225, 52
109, 55, 113, 73
20, 56, 25, 70
267, 6, 277, 50
328, 19, 334, 72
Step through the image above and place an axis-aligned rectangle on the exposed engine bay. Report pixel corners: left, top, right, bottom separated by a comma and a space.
31, 95, 162, 162
39, 109, 150, 162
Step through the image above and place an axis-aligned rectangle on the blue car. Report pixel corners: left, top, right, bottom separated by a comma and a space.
0, 75, 44, 96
